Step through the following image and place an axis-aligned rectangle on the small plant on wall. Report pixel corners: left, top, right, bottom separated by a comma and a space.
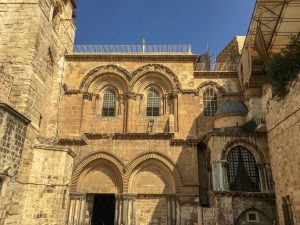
266, 36, 300, 99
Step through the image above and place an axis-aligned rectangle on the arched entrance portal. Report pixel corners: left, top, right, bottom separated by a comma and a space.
67, 152, 182, 225
127, 158, 179, 225
67, 153, 123, 225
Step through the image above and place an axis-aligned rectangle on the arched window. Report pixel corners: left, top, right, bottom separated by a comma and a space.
203, 88, 217, 116
146, 89, 160, 116
102, 90, 116, 116
227, 146, 260, 192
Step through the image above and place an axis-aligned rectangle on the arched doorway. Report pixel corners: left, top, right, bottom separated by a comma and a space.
128, 158, 178, 225
68, 153, 123, 225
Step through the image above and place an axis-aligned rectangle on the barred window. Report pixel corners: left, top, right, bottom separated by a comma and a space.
147, 89, 160, 116
203, 88, 217, 116
227, 146, 260, 192
102, 90, 116, 117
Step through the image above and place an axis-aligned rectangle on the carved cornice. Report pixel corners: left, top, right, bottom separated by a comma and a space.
34, 144, 76, 158
194, 71, 238, 78
63, 84, 79, 95
84, 133, 111, 139
113, 132, 173, 140
57, 136, 87, 145
170, 139, 199, 146
211, 190, 275, 200
180, 89, 199, 96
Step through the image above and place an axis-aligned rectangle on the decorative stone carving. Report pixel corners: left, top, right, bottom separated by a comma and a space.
79, 64, 131, 91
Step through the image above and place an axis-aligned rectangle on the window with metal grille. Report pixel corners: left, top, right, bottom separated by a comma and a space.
203, 88, 217, 116
102, 90, 116, 116
146, 89, 160, 116
227, 146, 260, 192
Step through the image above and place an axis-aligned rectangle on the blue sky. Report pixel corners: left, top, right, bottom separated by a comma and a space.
74, 0, 255, 55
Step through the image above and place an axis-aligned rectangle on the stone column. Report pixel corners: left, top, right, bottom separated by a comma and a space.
125, 92, 137, 132
115, 195, 120, 225
169, 92, 179, 132
118, 196, 123, 225
175, 198, 180, 225
257, 163, 268, 191
68, 198, 75, 225
68, 193, 87, 225
122, 195, 129, 225
131, 195, 136, 225
212, 161, 227, 191
168, 197, 172, 225
163, 94, 168, 115
171, 197, 176, 225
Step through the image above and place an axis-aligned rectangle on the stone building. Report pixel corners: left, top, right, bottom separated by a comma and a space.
0, 0, 298, 225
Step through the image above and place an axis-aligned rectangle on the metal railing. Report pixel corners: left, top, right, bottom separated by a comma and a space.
73, 44, 192, 53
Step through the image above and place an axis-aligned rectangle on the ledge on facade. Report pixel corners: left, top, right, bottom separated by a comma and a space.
65, 53, 198, 62
57, 135, 87, 145
113, 132, 173, 140
211, 190, 275, 199
208, 128, 267, 137
170, 138, 200, 146
194, 71, 238, 78
84, 132, 174, 140
0, 102, 31, 125
34, 144, 76, 158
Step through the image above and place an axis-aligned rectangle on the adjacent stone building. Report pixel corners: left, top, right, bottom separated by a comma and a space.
0, 0, 298, 225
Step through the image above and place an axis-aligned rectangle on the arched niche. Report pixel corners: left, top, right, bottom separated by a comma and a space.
129, 160, 173, 194
79, 65, 130, 93
71, 152, 124, 193
125, 153, 182, 194
76, 163, 122, 194
131, 64, 180, 93
132, 73, 174, 94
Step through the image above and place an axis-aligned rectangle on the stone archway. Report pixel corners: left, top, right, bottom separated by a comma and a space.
68, 152, 124, 225
125, 153, 181, 225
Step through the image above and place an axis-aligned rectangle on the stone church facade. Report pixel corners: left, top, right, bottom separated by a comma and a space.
0, 0, 299, 225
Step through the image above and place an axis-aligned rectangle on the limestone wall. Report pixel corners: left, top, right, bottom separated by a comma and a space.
0, 1, 76, 224
266, 78, 300, 225
19, 145, 75, 225
0, 104, 30, 225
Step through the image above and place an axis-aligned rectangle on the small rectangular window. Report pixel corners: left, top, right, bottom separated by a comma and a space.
247, 211, 259, 222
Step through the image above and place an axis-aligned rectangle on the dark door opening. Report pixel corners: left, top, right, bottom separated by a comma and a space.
91, 194, 115, 225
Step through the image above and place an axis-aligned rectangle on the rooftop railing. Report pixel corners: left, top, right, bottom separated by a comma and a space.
73, 44, 192, 54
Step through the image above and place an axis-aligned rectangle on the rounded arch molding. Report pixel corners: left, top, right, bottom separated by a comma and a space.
197, 81, 226, 95
234, 207, 274, 225
70, 151, 125, 193
221, 139, 267, 164
124, 152, 183, 193
79, 65, 131, 92
131, 64, 182, 90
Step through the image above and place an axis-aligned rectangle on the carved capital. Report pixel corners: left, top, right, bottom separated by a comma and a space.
125, 91, 137, 100
83, 92, 93, 100
122, 194, 137, 200
70, 192, 86, 200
